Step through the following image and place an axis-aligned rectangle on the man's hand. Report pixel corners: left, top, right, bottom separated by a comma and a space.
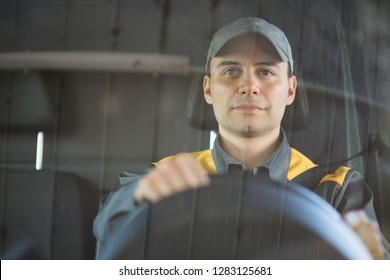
134, 154, 210, 204
343, 210, 384, 259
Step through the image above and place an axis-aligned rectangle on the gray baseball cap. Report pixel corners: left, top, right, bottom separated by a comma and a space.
205, 17, 294, 75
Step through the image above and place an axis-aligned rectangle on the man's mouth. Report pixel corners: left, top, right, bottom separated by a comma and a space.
233, 104, 266, 112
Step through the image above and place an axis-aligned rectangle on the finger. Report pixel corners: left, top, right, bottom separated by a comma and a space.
154, 154, 210, 197
137, 161, 182, 202
342, 210, 369, 230
343, 210, 384, 259
172, 154, 210, 189
134, 176, 160, 203
156, 157, 190, 193
354, 222, 384, 259
134, 154, 210, 204
145, 169, 175, 200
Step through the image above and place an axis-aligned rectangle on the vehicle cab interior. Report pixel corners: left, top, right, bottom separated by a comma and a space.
0, 0, 389, 259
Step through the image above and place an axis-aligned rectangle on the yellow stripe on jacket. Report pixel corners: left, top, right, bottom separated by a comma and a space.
319, 166, 350, 186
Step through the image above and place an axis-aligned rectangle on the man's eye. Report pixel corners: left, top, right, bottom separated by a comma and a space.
224, 69, 239, 76
258, 69, 274, 76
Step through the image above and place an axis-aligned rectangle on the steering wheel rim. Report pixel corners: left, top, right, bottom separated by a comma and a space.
98, 175, 371, 259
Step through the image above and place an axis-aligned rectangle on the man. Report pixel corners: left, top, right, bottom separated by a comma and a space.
94, 17, 389, 259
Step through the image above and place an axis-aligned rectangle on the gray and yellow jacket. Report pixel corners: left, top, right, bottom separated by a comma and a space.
93, 130, 389, 258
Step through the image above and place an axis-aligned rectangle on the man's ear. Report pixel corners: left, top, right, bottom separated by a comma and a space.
203, 75, 213, 105
286, 75, 297, 106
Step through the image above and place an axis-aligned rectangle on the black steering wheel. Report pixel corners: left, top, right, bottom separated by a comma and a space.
97, 175, 371, 259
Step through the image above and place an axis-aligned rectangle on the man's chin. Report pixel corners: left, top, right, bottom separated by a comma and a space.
236, 125, 279, 138
237, 127, 265, 138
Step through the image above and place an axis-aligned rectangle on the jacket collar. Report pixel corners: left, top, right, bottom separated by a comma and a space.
211, 128, 291, 182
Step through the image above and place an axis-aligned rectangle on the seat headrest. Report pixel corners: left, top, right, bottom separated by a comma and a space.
187, 72, 309, 131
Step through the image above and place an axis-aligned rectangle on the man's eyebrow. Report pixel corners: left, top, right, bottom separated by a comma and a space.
216, 60, 281, 68
254, 61, 281, 68
216, 60, 241, 68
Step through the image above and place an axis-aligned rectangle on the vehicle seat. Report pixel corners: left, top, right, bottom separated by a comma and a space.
0, 169, 100, 259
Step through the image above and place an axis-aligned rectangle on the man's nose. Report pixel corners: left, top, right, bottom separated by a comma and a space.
239, 73, 260, 95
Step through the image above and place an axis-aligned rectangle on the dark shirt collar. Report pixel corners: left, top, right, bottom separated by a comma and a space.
211, 128, 291, 182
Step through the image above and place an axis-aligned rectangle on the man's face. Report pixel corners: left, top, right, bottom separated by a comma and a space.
203, 35, 297, 138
